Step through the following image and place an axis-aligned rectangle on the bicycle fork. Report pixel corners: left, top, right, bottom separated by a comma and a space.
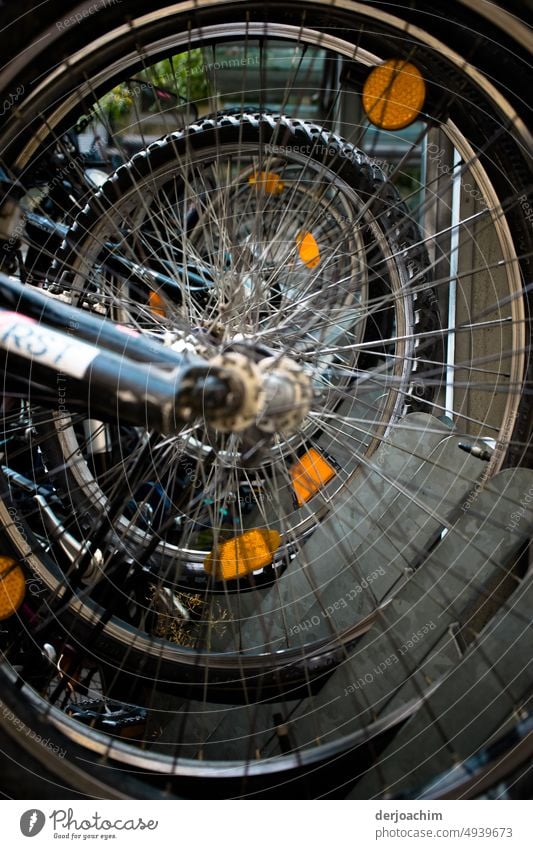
0, 273, 312, 437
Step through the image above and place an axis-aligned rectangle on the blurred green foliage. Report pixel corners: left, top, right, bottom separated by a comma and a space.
98, 50, 211, 123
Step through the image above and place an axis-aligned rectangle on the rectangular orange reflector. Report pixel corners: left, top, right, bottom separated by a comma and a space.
248, 171, 285, 194
290, 448, 336, 506
148, 291, 166, 317
296, 230, 321, 269
204, 529, 281, 581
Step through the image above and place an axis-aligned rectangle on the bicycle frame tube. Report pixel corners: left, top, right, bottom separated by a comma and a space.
0, 273, 241, 433
22, 210, 213, 299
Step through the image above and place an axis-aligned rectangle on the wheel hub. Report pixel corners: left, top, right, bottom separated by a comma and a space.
207, 350, 313, 436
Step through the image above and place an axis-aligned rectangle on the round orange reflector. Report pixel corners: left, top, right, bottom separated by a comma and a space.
0, 556, 26, 620
204, 529, 281, 581
362, 60, 425, 130
296, 231, 321, 269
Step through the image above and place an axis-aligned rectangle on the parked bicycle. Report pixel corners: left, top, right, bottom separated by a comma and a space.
0, 0, 531, 800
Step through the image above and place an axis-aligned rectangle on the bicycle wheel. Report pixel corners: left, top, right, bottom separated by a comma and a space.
0, 0, 531, 799
42, 113, 437, 580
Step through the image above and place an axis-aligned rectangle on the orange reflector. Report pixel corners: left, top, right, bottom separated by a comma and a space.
0, 556, 26, 620
248, 171, 285, 194
148, 291, 166, 317
290, 448, 336, 505
362, 60, 425, 130
296, 231, 321, 269
204, 529, 281, 581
